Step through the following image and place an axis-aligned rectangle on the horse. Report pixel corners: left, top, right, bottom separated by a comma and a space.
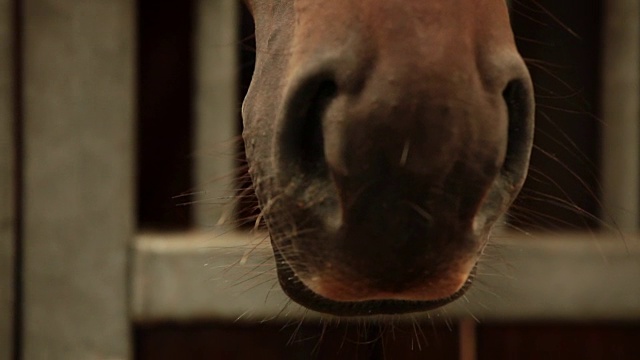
240, 0, 534, 316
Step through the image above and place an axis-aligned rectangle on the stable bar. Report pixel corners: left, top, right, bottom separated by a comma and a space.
0, 0, 16, 357
193, 0, 239, 229
132, 232, 640, 323
21, 0, 135, 358
601, 0, 640, 232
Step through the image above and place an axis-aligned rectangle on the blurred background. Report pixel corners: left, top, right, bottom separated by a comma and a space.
1, 0, 639, 359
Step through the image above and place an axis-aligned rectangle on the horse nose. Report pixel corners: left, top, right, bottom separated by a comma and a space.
246, 0, 534, 314
271, 53, 533, 300
276, 51, 533, 207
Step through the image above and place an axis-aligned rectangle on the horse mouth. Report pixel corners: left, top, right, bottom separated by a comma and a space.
272, 245, 476, 316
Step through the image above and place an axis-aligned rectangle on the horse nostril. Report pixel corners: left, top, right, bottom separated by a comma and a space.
502, 78, 535, 180
277, 74, 338, 183
299, 81, 337, 176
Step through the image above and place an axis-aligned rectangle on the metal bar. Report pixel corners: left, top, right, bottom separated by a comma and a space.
193, 0, 239, 229
601, 0, 640, 232
132, 231, 640, 323
0, 0, 16, 357
21, 0, 135, 358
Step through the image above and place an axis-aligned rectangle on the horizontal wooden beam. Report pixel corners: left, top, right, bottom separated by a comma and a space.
132, 231, 640, 323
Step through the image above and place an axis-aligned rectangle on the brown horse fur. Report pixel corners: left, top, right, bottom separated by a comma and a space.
242, 0, 534, 316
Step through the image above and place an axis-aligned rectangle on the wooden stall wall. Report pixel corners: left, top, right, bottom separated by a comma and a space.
16, 0, 135, 358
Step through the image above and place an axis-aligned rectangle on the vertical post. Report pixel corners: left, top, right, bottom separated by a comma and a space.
193, 0, 239, 229
601, 0, 640, 233
459, 319, 478, 360
21, 0, 135, 358
0, 0, 15, 357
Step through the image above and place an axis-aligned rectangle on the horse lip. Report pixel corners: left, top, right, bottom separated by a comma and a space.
272, 243, 475, 316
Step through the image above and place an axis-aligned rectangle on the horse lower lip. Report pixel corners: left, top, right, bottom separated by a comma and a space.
272, 245, 476, 316
304, 271, 473, 303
